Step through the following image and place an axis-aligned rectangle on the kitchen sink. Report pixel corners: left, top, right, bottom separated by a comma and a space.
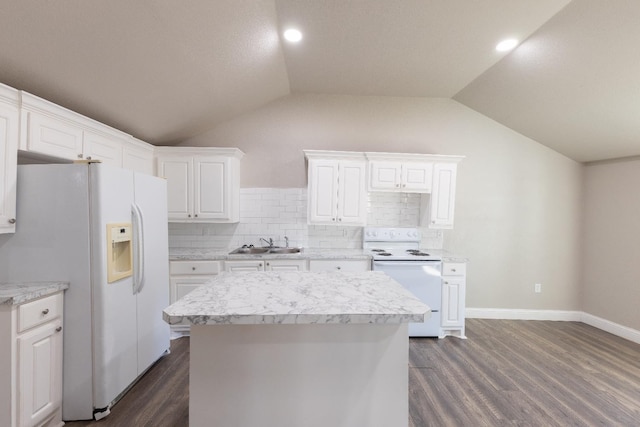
229, 246, 303, 255
267, 247, 302, 254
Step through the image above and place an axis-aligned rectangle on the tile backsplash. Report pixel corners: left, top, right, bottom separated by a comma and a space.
168, 188, 443, 250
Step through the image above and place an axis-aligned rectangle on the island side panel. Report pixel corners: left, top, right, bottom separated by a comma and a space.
190, 323, 409, 427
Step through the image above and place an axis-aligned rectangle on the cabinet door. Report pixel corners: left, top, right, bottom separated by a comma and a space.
83, 131, 123, 166
123, 142, 154, 175
441, 277, 465, 328
308, 159, 338, 224
337, 161, 367, 225
194, 156, 230, 220
369, 161, 401, 191
26, 112, 83, 160
429, 163, 457, 229
0, 102, 18, 234
225, 260, 265, 272
402, 162, 433, 192
170, 277, 213, 304
265, 260, 308, 271
157, 156, 193, 220
18, 319, 63, 427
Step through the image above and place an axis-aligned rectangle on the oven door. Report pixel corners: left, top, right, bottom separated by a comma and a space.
373, 260, 442, 337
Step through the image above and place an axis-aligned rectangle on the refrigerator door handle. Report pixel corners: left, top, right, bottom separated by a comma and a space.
131, 203, 146, 294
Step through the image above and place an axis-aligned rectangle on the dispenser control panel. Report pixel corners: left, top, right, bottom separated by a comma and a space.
107, 222, 133, 283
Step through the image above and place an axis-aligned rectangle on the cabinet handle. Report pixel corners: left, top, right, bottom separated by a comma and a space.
42, 309, 49, 315
55, 326, 62, 333
8, 218, 16, 224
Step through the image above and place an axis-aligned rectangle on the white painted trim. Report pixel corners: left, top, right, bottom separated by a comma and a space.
466, 308, 581, 321
466, 308, 640, 345
581, 313, 640, 345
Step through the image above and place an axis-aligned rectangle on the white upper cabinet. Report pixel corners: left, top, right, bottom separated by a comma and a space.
0, 84, 19, 234
122, 137, 154, 175
18, 90, 154, 172
156, 147, 243, 223
367, 154, 433, 193
421, 161, 460, 229
305, 150, 367, 226
83, 130, 123, 166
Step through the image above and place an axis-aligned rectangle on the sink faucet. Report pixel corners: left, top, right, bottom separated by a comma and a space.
284, 236, 289, 248
260, 237, 274, 247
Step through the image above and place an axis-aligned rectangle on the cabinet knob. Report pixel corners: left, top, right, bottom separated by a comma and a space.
338, 218, 342, 221
444, 281, 449, 285
451, 268, 456, 272
8, 218, 16, 224
77, 153, 83, 159
332, 218, 336, 221
259, 263, 263, 267
192, 267, 196, 271
188, 214, 192, 218
266, 262, 270, 266
55, 326, 62, 333
396, 184, 400, 188
336, 266, 341, 270
402, 184, 406, 187
194, 214, 198, 218
86, 156, 92, 160
42, 309, 50, 315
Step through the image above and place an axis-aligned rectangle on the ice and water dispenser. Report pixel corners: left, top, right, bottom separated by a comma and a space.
106, 223, 133, 283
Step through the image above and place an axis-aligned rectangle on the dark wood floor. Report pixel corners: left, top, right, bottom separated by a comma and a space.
66, 319, 640, 427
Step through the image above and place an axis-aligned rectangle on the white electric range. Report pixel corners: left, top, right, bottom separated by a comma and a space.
364, 227, 442, 337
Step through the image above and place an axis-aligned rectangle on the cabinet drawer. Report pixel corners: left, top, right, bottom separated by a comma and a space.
170, 260, 222, 275
18, 293, 63, 333
308, 259, 371, 272
442, 262, 466, 276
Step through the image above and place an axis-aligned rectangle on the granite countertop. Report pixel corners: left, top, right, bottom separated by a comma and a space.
169, 247, 372, 261
0, 281, 69, 305
163, 271, 429, 326
169, 247, 467, 263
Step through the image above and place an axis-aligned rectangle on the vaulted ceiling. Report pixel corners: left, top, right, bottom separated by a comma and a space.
0, 0, 637, 163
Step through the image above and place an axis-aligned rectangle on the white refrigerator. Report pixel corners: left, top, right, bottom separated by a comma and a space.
0, 163, 170, 421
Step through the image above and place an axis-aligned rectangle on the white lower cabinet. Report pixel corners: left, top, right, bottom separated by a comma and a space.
308, 259, 371, 272
169, 260, 222, 335
440, 262, 466, 338
0, 292, 64, 427
225, 259, 308, 272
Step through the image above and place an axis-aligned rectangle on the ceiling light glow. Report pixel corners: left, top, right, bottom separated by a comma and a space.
496, 39, 518, 52
284, 28, 302, 43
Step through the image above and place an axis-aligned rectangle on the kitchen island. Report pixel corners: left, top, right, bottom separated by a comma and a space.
163, 271, 429, 427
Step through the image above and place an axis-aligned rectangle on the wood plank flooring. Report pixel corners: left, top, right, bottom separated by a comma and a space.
66, 319, 640, 426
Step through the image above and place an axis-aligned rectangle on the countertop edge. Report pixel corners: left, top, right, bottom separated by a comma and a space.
0, 282, 70, 305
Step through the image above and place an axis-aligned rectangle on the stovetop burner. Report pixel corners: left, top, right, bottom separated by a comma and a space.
407, 249, 431, 256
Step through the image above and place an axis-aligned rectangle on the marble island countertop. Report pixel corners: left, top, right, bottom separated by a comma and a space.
163, 271, 430, 326
0, 281, 69, 305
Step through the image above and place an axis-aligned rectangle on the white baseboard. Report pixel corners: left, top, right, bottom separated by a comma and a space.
466, 308, 640, 345
581, 312, 640, 345
466, 308, 582, 321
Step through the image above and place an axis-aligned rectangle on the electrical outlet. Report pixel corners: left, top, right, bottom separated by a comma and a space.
534, 283, 542, 293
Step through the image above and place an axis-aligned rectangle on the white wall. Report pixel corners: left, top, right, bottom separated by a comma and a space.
582, 159, 640, 331
181, 94, 584, 312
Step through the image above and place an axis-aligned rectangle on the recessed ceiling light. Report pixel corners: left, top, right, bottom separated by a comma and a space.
496, 39, 518, 52
284, 28, 302, 43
